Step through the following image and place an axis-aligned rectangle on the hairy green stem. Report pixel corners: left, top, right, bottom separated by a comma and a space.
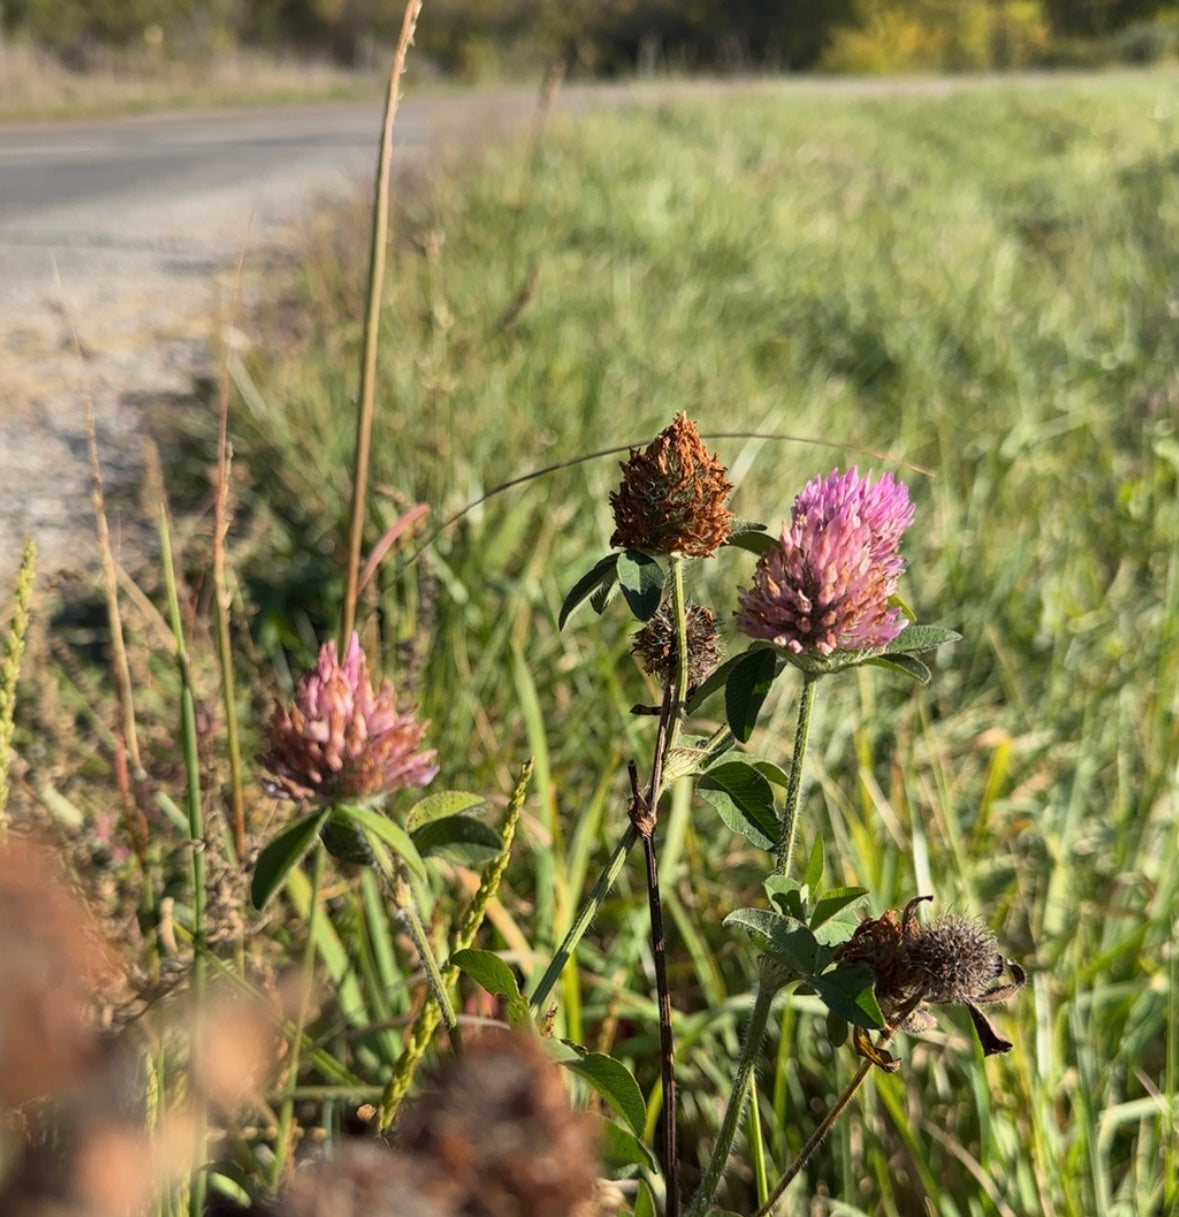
393, 871, 462, 1054
270, 846, 325, 1191
667, 555, 690, 753
688, 672, 822, 1216
775, 672, 818, 876
684, 979, 779, 1217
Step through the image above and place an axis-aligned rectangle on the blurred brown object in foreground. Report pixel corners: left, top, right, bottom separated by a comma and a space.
0, 831, 115, 1107
286, 1031, 599, 1217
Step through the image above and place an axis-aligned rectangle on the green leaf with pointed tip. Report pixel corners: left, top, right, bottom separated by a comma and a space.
560, 1051, 646, 1137
725, 526, 778, 557
405, 789, 486, 832
616, 549, 665, 621
338, 804, 427, 881
633, 1181, 658, 1217
698, 759, 778, 851
865, 653, 932, 684
590, 571, 619, 614
724, 906, 821, 973
411, 814, 502, 865
804, 836, 824, 891
250, 808, 329, 910
452, 948, 531, 1025
810, 886, 868, 929
751, 758, 791, 788
596, 1115, 656, 1176
765, 874, 807, 921
725, 646, 780, 742
558, 553, 619, 630
807, 964, 883, 1029
826, 1009, 849, 1048
685, 651, 745, 713
884, 624, 962, 654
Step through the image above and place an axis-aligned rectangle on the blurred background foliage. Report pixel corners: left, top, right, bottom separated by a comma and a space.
4, 0, 1179, 76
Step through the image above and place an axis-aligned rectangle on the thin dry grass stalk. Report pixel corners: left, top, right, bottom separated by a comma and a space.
340, 0, 426, 645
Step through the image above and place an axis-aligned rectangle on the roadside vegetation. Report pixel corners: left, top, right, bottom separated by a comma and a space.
2, 59, 1177, 1217
6, 1, 1179, 119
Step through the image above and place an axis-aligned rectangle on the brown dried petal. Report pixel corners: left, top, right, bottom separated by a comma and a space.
610, 413, 733, 558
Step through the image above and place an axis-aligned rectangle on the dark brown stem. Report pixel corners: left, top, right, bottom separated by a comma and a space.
629, 755, 679, 1217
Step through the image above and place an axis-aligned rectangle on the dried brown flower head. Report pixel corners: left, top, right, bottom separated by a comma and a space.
285, 1032, 598, 1217
632, 601, 722, 689
835, 895, 1025, 1060
260, 632, 437, 805
609, 414, 733, 558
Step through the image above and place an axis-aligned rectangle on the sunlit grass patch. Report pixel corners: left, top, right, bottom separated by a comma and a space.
8, 73, 1179, 1216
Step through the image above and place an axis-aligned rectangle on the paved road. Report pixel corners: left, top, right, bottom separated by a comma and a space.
0, 90, 546, 589
0, 71, 1162, 591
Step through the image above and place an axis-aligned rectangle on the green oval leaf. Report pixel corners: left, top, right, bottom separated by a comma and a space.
405, 789, 486, 832
336, 804, 427, 881
865, 653, 932, 684
411, 814, 503, 865
725, 906, 821, 973
685, 651, 745, 714
884, 624, 962, 654
724, 519, 777, 557
560, 1052, 646, 1137
617, 549, 666, 621
595, 1115, 656, 1176
558, 553, 620, 630
810, 886, 868, 930
451, 948, 530, 1025
698, 758, 779, 851
451, 948, 522, 1000
724, 647, 780, 743
807, 964, 884, 1029
250, 808, 329, 910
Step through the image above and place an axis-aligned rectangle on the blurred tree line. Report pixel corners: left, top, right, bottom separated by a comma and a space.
2, 0, 1177, 73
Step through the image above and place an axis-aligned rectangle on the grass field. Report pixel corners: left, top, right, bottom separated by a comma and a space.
8, 73, 1179, 1217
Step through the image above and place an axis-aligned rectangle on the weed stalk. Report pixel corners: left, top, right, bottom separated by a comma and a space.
340, 0, 423, 644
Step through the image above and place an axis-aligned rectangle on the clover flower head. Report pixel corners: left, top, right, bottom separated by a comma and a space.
260, 632, 437, 804
632, 601, 722, 689
609, 413, 734, 558
736, 466, 915, 656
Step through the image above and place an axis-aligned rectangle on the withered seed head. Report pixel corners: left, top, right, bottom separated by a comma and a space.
835, 896, 1024, 1057
609, 413, 734, 558
632, 601, 722, 688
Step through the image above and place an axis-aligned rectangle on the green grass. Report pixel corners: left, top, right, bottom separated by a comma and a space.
23, 74, 1179, 1215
